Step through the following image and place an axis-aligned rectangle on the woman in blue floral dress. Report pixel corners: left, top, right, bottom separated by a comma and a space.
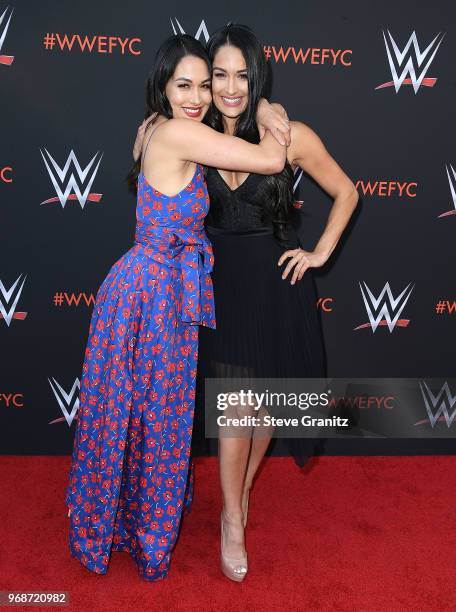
65, 33, 286, 582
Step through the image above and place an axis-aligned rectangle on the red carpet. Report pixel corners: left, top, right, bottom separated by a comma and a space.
1, 455, 455, 611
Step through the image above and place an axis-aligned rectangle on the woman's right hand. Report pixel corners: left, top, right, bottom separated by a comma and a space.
133, 114, 158, 161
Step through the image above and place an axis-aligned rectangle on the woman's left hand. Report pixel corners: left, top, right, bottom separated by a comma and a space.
278, 248, 327, 284
256, 99, 291, 146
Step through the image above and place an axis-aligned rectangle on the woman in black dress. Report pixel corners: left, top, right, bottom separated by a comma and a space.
197, 24, 359, 582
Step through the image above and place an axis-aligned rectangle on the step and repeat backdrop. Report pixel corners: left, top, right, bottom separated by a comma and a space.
1, 0, 455, 455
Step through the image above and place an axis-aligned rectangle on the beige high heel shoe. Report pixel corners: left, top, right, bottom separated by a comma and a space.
220, 510, 248, 582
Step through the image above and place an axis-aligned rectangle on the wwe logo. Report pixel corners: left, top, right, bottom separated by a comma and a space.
376, 30, 444, 93
0, 5, 14, 66
354, 281, 414, 333
417, 381, 456, 428
48, 377, 80, 426
0, 274, 27, 326
170, 17, 211, 43
438, 163, 456, 218
293, 167, 304, 208
40, 148, 103, 209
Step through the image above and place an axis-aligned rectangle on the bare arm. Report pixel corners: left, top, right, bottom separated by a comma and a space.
132, 102, 290, 161
279, 121, 359, 283
158, 118, 286, 175
289, 121, 358, 261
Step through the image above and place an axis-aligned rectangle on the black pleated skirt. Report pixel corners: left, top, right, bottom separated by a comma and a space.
193, 225, 327, 466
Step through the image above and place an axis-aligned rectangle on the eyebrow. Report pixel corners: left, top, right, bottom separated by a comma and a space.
174, 77, 211, 84
212, 67, 247, 74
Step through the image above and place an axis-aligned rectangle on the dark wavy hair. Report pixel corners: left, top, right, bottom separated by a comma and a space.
205, 23, 294, 246
126, 34, 211, 194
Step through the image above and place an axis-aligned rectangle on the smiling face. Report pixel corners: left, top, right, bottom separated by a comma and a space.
211, 44, 249, 119
165, 55, 212, 120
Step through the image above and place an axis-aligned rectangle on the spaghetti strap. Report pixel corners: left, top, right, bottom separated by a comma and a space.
140, 122, 160, 173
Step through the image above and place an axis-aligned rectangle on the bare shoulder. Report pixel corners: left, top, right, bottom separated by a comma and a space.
142, 117, 166, 145
289, 120, 323, 146
288, 120, 326, 163
155, 117, 206, 141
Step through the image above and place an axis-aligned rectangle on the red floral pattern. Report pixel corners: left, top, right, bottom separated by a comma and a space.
66, 164, 214, 581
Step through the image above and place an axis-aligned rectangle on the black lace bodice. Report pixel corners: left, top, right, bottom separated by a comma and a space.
203, 166, 300, 248
204, 166, 274, 230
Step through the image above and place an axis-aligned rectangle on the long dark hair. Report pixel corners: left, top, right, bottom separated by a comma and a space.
206, 23, 294, 246
126, 34, 211, 194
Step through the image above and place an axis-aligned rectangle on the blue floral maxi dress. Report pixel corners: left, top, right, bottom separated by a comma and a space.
65, 163, 215, 581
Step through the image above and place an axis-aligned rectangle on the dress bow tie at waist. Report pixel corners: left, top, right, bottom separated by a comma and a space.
134, 222, 216, 329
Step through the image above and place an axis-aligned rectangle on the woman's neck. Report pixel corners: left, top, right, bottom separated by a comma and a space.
222, 115, 237, 135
